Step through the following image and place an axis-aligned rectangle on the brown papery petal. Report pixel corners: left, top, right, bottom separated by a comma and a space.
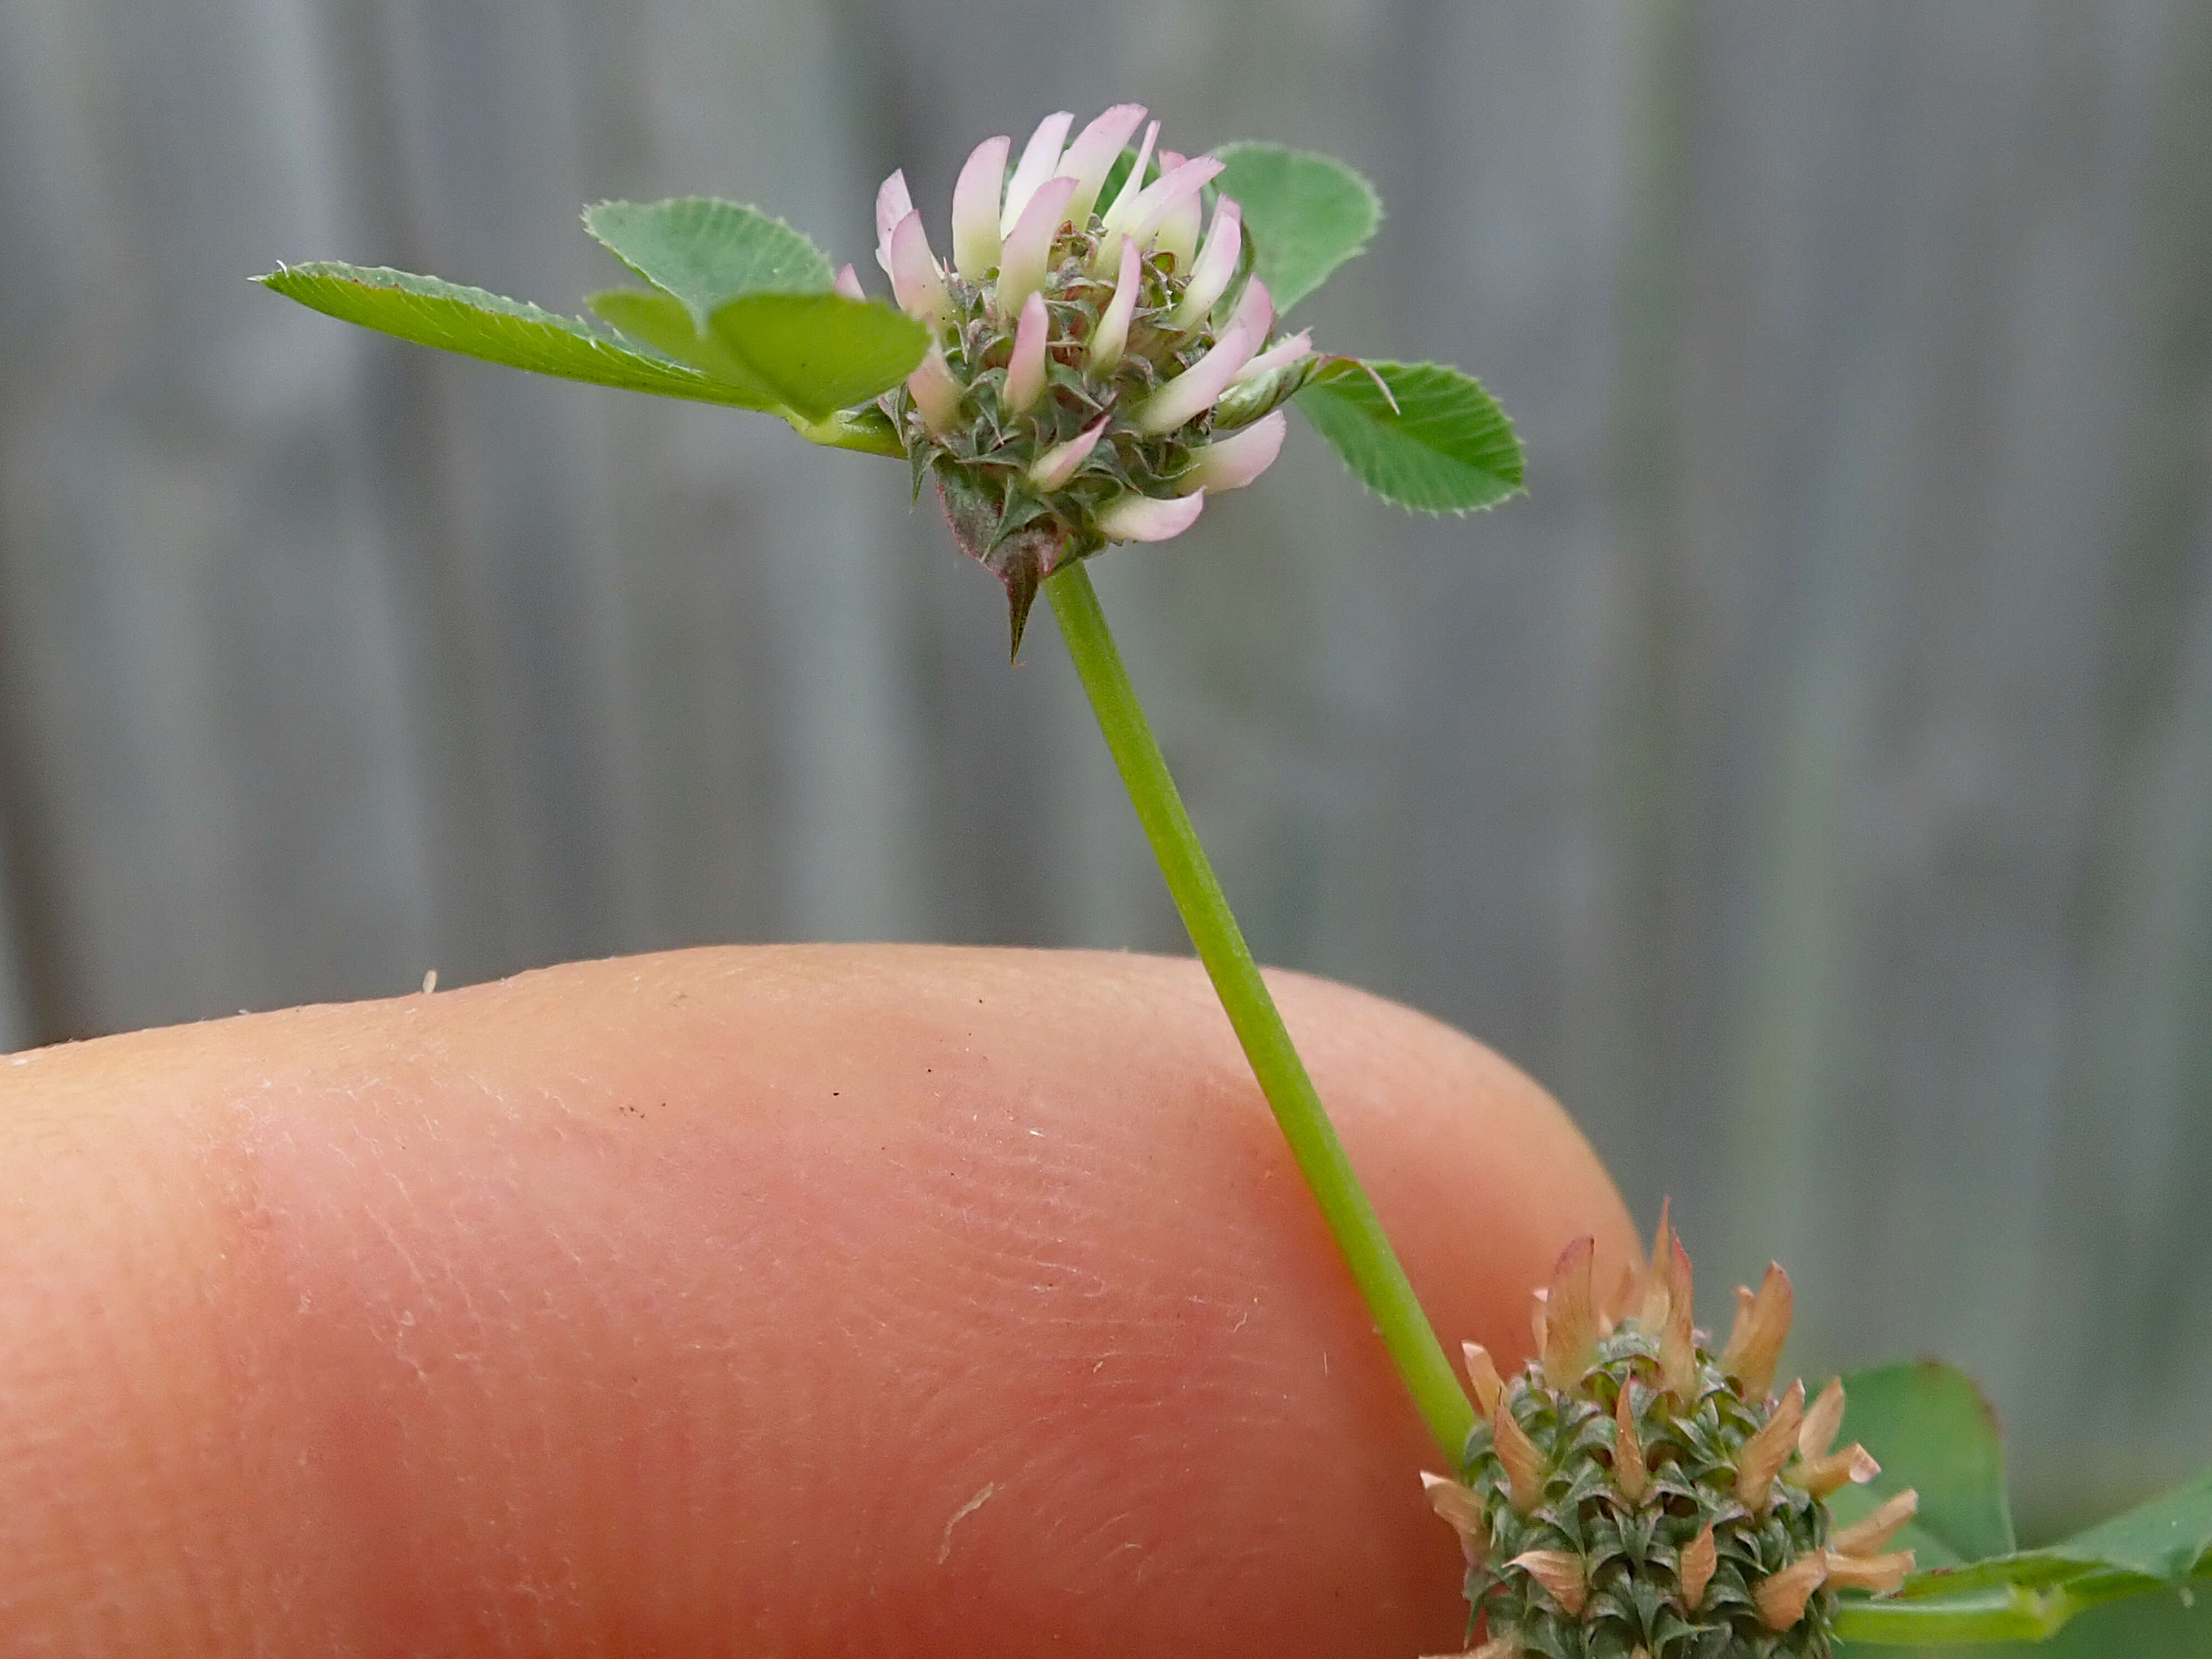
1543, 1235, 1600, 1382
1721, 1263, 1794, 1399
1832, 1489, 1919, 1557
1799, 1376, 1847, 1460
1493, 1394, 1548, 1514
1509, 1549, 1589, 1618
1678, 1522, 1717, 1611
1734, 1379, 1806, 1510
1613, 1384, 1648, 1503
1754, 1552, 1829, 1631
1825, 1548, 1914, 1595
1801, 1442, 1881, 1499
1422, 1472, 1486, 1560
1462, 1341, 1504, 1418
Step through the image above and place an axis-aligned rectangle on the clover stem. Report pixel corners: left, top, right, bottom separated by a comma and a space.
1044, 561, 1475, 1463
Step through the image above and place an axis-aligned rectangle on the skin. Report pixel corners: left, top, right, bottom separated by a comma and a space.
0, 945, 1636, 1657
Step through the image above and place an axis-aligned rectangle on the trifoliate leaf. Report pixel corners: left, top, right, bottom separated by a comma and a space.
582, 198, 836, 323
1296, 358, 1523, 515
706, 293, 927, 419
588, 287, 781, 408
254, 263, 766, 406
1213, 144, 1381, 311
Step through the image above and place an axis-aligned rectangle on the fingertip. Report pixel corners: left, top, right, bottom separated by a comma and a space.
1, 947, 1633, 1657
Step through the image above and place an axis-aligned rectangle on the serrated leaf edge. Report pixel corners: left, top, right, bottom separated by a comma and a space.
1298, 357, 1528, 519
580, 197, 838, 322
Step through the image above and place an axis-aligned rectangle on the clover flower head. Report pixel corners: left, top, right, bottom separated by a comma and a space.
1421, 1214, 1914, 1659
854, 106, 1318, 651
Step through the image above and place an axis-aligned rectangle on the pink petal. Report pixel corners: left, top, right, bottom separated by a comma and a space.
889, 211, 954, 330
1225, 275, 1274, 346
1028, 415, 1110, 491
952, 134, 1010, 285
1181, 409, 1287, 494
875, 170, 915, 274
1004, 290, 1050, 414
1096, 120, 1160, 238
1053, 103, 1147, 230
1132, 315, 1262, 435
1171, 197, 1241, 327
1231, 328, 1312, 385
1097, 489, 1206, 544
832, 263, 865, 300
1126, 154, 1223, 250
1001, 111, 1075, 235
997, 175, 1077, 315
1087, 233, 1143, 373
906, 343, 964, 434
1150, 152, 1204, 270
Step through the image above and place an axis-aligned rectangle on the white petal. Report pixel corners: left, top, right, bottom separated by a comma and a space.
1171, 197, 1241, 328
1132, 316, 1263, 434
1002, 111, 1075, 235
1053, 104, 1147, 229
1150, 152, 1204, 270
1097, 489, 1206, 543
1028, 415, 1110, 491
997, 175, 1077, 316
1225, 275, 1274, 346
1087, 234, 1142, 373
1095, 120, 1160, 238
1126, 154, 1223, 249
1005, 290, 1050, 414
875, 170, 915, 274
952, 134, 1010, 285
1181, 409, 1286, 493
889, 212, 953, 329
906, 343, 964, 434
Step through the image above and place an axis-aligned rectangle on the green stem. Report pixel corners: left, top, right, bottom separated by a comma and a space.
1045, 562, 1475, 1464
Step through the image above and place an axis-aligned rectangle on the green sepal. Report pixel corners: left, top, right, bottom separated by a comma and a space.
1209, 354, 1323, 430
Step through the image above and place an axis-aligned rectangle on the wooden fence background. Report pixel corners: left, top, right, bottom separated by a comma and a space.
2, 0, 2208, 1556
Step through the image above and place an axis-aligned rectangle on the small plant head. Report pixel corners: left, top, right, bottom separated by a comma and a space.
1421, 1214, 1915, 1659
864, 106, 1316, 653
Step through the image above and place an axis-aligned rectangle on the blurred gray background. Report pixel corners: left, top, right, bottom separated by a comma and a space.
2, 0, 2208, 1614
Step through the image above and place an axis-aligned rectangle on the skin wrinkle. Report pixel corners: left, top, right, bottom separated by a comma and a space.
0, 945, 1634, 1656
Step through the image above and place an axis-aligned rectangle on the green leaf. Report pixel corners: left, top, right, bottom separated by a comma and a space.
2041, 1468, 2212, 1583
255, 262, 766, 407
582, 198, 835, 323
1831, 1360, 2017, 1567
1296, 358, 1524, 515
1213, 143, 1381, 311
1827, 1382, 2211, 1648
595, 286, 929, 420
1896, 1471, 2212, 1605
706, 292, 928, 420
587, 286, 782, 408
